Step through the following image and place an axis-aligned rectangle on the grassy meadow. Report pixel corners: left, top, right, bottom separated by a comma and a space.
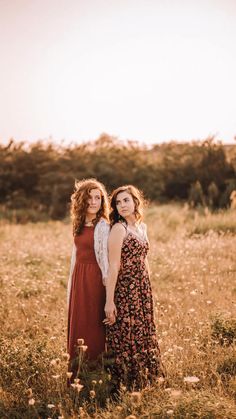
0, 204, 236, 418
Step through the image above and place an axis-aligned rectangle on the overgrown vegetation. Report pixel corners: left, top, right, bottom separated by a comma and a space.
0, 135, 235, 221
0, 205, 235, 418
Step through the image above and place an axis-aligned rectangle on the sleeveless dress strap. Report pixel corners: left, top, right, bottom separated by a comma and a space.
119, 221, 128, 231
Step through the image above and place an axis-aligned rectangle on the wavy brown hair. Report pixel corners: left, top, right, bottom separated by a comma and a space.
109, 185, 145, 226
71, 178, 109, 235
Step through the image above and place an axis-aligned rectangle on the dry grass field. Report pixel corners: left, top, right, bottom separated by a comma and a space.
0, 204, 236, 419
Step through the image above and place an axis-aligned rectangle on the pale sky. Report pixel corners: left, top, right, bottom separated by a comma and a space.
0, 0, 236, 144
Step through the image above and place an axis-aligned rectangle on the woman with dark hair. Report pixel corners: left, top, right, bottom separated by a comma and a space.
67, 178, 110, 380
104, 185, 162, 390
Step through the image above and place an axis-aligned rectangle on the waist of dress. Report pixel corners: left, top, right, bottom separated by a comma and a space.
121, 258, 146, 267
76, 258, 98, 265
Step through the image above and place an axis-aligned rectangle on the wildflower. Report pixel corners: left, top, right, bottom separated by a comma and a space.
130, 391, 142, 404
77, 338, 84, 345
47, 404, 55, 409
28, 398, 35, 405
78, 407, 86, 417
91, 379, 97, 386
188, 308, 195, 313
90, 390, 96, 398
62, 352, 70, 361
66, 372, 73, 379
116, 406, 122, 411
184, 376, 200, 383
74, 378, 80, 384
26, 388, 33, 397
76, 384, 84, 393
170, 389, 182, 398
98, 379, 103, 384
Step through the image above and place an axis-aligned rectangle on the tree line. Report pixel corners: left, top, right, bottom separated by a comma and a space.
0, 134, 235, 221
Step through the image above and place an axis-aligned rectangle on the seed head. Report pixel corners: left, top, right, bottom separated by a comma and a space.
184, 376, 200, 384
90, 390, 96, 398
130, 391, 141, 404
28, 398, 35, 406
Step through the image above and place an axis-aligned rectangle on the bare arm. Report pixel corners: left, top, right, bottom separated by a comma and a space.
104, 223, 126, 323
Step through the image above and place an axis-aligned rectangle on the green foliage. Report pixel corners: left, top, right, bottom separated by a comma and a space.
188, 181, 206, 208
211, 315, 236, 346
0, 135, 235, 221
207, 181, 220, 209
217, 356, 236, 377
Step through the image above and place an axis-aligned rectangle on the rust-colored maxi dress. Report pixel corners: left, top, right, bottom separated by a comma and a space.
67, 226, 106, 377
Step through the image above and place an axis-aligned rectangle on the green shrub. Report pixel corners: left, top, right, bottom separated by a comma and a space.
217, 356, 236, 377
211, 316, 236, 346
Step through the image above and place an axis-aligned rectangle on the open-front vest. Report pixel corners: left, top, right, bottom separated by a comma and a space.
67, 218, 109, 306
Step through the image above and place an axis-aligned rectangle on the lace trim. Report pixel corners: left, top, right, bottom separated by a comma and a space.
126, 222, 148, 242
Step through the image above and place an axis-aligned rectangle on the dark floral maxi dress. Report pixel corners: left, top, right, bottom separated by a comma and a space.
106, 228, 162, 390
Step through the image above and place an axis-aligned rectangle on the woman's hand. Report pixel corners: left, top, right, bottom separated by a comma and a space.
103, 301, 117, 325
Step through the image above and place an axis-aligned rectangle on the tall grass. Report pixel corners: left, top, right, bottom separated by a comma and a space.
0, 205, 235, 418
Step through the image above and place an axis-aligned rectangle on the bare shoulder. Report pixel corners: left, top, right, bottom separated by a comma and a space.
110, 223, 126, 238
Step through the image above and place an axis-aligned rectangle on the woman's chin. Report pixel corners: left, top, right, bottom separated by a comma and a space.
87, 210, 99, 216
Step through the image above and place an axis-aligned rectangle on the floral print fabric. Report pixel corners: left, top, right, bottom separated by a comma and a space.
107, 229, 161, 390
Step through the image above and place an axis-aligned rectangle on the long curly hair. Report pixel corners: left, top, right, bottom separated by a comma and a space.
109, 185, 145, 226
71, 178, 109, 235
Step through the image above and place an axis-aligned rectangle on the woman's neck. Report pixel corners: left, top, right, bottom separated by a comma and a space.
85, 214, 96, 223
125, 215, 137, 226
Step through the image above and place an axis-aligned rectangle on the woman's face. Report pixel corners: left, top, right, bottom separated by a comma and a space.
87, 188, 102, 215
115, 191, 135, 218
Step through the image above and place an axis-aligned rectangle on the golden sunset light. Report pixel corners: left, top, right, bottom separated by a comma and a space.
0, 0, 236, 143
1, 4, 236, 417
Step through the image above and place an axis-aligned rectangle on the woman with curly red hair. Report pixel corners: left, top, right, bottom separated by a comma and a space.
104, 185, 162, 390
67, 178, 110, 379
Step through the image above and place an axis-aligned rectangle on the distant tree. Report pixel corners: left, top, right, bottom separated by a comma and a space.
188, 181, 206, 208
0, 135, 235, 221
207, 181, 219, 209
